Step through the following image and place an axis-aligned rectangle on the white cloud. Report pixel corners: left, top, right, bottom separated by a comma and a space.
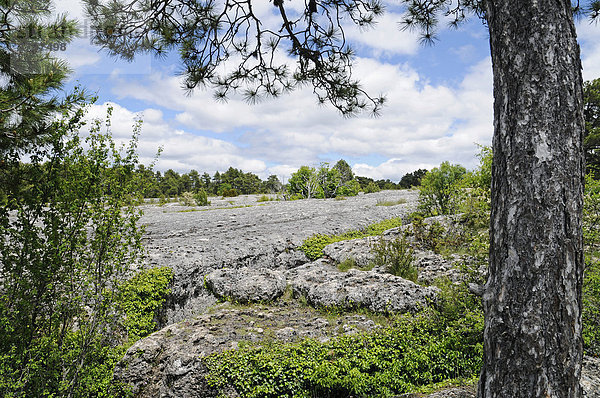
577, 20, 600, 81
344, 12, 420, 57
101, 53, 493, 181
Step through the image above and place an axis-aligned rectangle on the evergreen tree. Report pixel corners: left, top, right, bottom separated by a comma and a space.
1, 0, 86, 151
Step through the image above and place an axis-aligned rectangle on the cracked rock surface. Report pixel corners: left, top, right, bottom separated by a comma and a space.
139, 190, 418, 324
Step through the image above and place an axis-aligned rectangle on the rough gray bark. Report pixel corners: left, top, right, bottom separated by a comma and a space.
478, 0, 586, 397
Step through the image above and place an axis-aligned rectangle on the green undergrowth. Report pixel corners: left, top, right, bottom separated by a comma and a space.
118, 266, 174, 342
300, 218, 404, 261
204, 306, 483, 398
583, 256, 600, 356
376, 198, 408, 207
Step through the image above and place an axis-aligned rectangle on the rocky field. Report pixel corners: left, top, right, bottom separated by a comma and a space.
141, 190, 419, 324
116, 190, 600, 398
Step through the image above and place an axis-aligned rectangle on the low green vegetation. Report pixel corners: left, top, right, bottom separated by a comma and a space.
376, 198, 408, 206
299, 218, 404, 260
118, 267, 174, 341
371, 236, 418, 282
204, 287, 483, 397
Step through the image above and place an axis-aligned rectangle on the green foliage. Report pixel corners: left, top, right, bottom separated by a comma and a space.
418, 162, 467, 216
0, 107, 145, 397
338, 179, 361, 197
288, 166, 322, 199
460, 146, 492, 230
363, 181, 381, 193
583, 258, 600, 356
180, 191, 196, 206
0, 0, 87, 150
376, 198, 408, 207
204, 310, 482, 397
399, 169, 428, 189
194, 189, 211, 206
410, 216, 447, 254
288, 162, 360, 199
300, 218, 404, 261
222, 188, 239, 197
584, 79, 600, 176
371, 237, 418, 281
584, 173, 600, 250
300, 234, 343, 261
118, 267, 173, 342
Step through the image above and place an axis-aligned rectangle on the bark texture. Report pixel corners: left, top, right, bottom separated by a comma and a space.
478, 0, 585, 397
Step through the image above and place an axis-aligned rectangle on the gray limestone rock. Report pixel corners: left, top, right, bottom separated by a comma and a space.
286, 259, 438, 313
582, 355, 600, 398
140, 190, 418, 324
205, 267, 286, 302
322, 236, 378, 267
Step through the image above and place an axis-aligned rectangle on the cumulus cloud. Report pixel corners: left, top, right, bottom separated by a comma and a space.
80, 102, 269, 176
577, 20, 600, 81
101, 52, 493, 181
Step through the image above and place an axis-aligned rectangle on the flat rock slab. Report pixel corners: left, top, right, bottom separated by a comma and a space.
205, 267, 286, 302
286, 259, 439, 313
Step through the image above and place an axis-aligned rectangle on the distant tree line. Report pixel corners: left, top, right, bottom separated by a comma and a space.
133, 160, 429, 200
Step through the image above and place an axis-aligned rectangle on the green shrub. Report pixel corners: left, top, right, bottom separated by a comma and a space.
118, 267, 174, 342
410, 216, 446, 254
180, 191, 196, 206
371, 237, 418, 281
583, 258, 600, 356
300, 234, 343, 260
222, 188, 239, 197
418, 162, 467, 216
300, 218, 404, 261
194, 189, 210, 206
257, 194, 273, 202
0, 109, 146, 397
203, 311, 482, 397
363, 181, 381, 193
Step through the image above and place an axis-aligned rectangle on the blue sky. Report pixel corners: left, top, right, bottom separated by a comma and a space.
55, 1, 600, 181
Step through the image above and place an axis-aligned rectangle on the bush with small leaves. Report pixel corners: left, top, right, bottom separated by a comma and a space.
194, 189, 210, 206
371, 237, 418, 282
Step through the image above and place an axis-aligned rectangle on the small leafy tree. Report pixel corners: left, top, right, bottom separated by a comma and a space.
418, 162, 467, 216
0, 107, 147, 397
288, 166, 321, 199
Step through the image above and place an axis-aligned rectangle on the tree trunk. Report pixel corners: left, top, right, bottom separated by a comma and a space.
478, 1, 585, 397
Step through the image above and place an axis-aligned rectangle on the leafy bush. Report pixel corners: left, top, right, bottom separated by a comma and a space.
300, 234, 343, 260
418, 162, 467, 216
0, 109, 146, 397
118, 267, 174, 342
583, 258, 600, 356
371, 237, 418, 281
363, 181, 381, 193
222, 188, 239, 197
194, 189, 210, 206
204, 310, 482, 397
410, 216, 447, 254
180, 191, 196, 206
